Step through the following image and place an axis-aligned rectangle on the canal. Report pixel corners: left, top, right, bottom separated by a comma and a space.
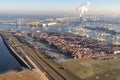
0, 36, 22, 73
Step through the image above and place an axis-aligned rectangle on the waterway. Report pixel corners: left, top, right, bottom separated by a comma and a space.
0, 22, 120, 73
0, 36, 22, 73
0, 21, 120, 43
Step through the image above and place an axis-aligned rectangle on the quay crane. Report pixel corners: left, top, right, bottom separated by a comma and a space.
26, 21, 41, 37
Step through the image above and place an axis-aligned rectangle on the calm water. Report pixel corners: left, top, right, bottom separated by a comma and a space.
0, 36, 22, 73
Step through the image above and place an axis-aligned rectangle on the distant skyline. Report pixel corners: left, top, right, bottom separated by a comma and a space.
0, 0, 120, 15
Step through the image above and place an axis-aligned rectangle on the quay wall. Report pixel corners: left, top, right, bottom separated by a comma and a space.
0, 34, 28, 68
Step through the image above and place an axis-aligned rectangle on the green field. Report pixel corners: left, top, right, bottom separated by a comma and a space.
61, 58, 120, 80
35, 49, 77, 80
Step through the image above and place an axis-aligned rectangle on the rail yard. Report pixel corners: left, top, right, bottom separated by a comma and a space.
0, 30, 78, 80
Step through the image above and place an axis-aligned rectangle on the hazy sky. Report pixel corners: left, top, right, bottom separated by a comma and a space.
0, 0, 120, 15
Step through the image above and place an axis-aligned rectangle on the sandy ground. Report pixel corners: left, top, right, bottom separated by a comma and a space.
0, 70, 40, 80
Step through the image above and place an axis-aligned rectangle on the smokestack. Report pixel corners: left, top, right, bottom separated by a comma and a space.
77, 2, 91, 23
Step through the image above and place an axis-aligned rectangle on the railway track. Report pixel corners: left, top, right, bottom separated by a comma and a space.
22, 47, 55, 80
16, 36, 67, 80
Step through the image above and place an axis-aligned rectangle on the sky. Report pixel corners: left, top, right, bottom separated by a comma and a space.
0, 0, 120, 15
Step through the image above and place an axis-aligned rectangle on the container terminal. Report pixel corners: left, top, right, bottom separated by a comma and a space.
0, 15, 120, 80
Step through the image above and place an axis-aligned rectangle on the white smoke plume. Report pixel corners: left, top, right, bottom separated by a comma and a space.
77, 2, 91, 17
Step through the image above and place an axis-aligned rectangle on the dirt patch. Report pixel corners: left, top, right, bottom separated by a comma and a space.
0, 70, 38, 80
